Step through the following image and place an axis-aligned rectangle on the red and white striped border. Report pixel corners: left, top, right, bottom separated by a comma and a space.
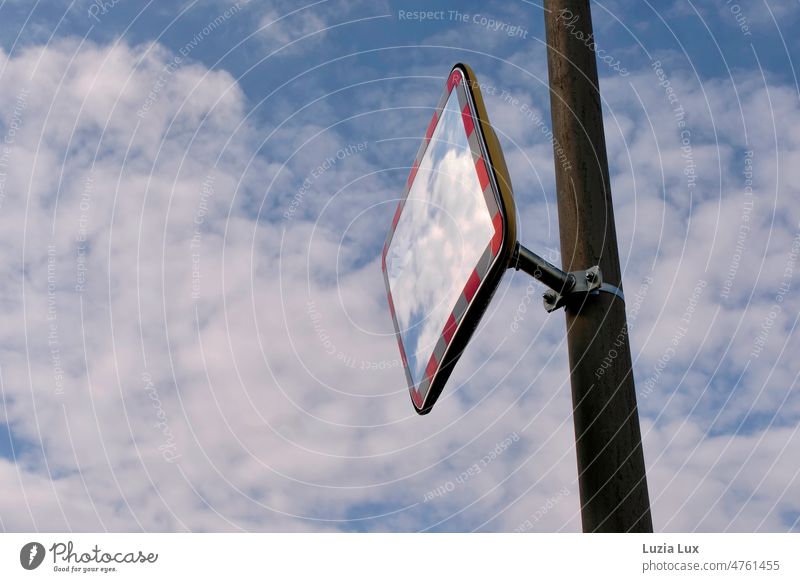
382, 67, 505, 412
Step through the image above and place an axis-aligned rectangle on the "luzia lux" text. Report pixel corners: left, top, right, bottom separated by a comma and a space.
643, 543, 700, 554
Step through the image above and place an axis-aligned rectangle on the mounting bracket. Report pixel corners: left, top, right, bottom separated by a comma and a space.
510, 243, 625, 313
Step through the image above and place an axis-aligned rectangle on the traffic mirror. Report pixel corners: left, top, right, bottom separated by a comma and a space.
382, 63, 517, 414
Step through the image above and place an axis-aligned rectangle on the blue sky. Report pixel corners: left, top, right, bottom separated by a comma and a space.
0, 0, 798, 532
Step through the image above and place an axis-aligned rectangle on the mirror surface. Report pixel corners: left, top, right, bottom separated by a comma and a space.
387, 89, 495, 390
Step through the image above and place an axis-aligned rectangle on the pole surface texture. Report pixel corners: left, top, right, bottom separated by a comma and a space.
543, 0, 653, 532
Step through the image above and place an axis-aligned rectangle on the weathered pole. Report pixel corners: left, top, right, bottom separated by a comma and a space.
543, 0, 653, 532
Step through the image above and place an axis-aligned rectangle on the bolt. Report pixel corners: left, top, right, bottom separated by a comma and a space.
586, 270, 596, 283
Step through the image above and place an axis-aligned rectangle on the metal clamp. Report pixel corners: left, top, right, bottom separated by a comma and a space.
542, 266, 625, 312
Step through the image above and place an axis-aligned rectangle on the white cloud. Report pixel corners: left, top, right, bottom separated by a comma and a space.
259, 8, 329, 54
254, 0, 391, 56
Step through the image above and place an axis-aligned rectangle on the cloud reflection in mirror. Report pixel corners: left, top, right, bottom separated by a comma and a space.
387, 90, 494, 389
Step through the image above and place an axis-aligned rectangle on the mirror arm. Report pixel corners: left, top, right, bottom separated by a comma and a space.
511, 242, 575, 294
